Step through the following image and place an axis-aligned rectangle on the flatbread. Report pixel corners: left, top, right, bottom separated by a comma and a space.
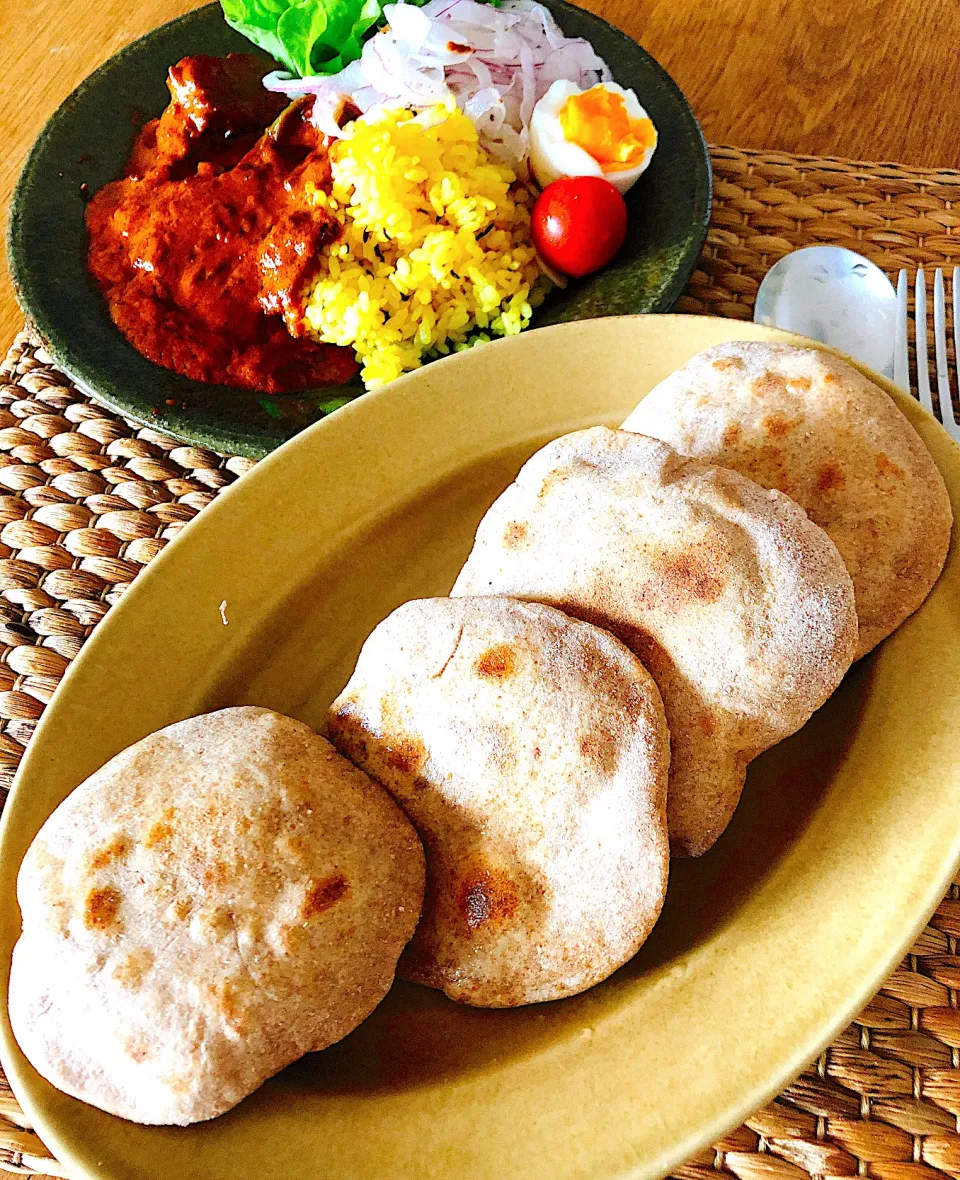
452, 428, 858, 856
328, 596, 670, 1007
9, 707, 425, 1125
622, 341, 952, 657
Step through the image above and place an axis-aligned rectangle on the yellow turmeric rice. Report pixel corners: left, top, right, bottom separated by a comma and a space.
303, 100, 549, 387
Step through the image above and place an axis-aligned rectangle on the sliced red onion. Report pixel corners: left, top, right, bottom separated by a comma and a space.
263, 0, 613, 172
313, 90, 353, 138
262, 70, 325, 95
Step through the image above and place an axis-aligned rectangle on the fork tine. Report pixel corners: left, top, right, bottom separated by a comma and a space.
933, 269, 957, 430
894, 269, 909, 391
955, 266, 960, 368
955, 266, 960, 362
954, 266, 960, 425
916, 268, 933, 415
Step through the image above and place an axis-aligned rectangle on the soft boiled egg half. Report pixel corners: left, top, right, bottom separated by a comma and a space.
529, 80, 658, 195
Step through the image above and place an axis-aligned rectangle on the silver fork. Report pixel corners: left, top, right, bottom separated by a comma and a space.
895, 265, 960, 442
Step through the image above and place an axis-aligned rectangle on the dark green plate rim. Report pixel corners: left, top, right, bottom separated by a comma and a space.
7, 0, 711, 458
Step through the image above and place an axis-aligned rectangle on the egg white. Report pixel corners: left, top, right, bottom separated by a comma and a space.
529, 79, 658, 194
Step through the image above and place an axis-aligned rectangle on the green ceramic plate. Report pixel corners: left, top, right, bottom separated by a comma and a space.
7, 1, 710, 457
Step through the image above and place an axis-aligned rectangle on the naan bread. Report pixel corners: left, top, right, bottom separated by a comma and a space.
328, 596, 670, 1007
622, 341, 952, 657
9, 707, 424, 1125
452, 428, 858, 856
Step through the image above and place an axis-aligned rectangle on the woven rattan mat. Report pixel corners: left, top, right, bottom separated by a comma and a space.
1, 143, 960, 1180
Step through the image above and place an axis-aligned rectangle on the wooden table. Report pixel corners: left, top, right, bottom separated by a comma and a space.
1, 0, 959, 349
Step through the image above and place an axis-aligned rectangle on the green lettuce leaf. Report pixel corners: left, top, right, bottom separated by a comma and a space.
221, 0, 426, 77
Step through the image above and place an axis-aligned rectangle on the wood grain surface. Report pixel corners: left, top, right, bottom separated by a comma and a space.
1, 0, 959, 349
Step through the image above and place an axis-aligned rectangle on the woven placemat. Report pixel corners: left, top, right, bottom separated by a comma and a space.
1, 143, 960, 1180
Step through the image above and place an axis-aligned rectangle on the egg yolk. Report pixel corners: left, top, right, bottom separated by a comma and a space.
559, 87, 655, 172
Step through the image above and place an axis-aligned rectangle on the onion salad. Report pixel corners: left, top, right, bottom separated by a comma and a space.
262, 0, 613, 175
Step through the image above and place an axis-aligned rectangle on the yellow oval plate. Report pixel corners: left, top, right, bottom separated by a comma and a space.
2, 315, 960, 1180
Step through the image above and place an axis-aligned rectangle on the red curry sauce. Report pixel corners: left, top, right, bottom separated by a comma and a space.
86, 54, 358, 392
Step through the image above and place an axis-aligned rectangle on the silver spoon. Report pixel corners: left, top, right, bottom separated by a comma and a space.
753, 246, 898, 379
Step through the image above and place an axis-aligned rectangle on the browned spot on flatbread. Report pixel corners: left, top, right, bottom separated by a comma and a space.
88, 836, 128, 871
579, 729, 619, 774
457, 866, 519, 932
302, 872, 350, 918
203, 861, 230, 887
198, 905, 234, 935
113, 948, 155, 989
787, 376, 812, 392
474, 643, 517, 680
875, 452, 906, 481
538, 469, 568, 499
385, 736, 426, 774
144, 820, 173, 848
750, 372, 788, 398
503, 521, 528, 548
816, 461, 847, 493
219, 980, 248, 1034
84, 886, 121, 932
712, 356, 744, 371
761, 414, 795, 440
173, 897, 193, 922
721, 423, 741, 447
656, 548, 725, 604
822, 372, 839, 384
698, 712, 717, 736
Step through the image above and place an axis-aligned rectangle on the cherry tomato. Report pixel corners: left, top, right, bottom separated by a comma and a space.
530, 175, 629, 278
